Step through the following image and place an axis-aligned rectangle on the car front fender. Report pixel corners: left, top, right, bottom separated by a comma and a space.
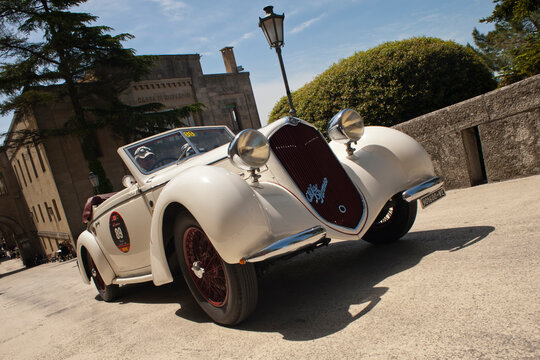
76, 230, 116, 286
329, 126, 436, 224
150, 165, 271, 285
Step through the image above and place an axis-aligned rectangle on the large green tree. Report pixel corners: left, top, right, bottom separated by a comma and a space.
472, 0, 539, 86
0, 0, 202, 193
269, 37, 496, 132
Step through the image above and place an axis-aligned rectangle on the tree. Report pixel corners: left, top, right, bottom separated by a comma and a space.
269, 37, 496, 133
472, 0, 539, 85
0, 0, 202, 193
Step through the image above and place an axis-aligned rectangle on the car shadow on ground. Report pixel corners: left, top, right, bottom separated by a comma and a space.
237, 225, 494, 340
109, 225, 494, 340
106, 270, 211, 323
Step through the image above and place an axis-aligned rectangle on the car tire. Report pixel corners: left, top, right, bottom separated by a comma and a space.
362, 194, 417, 244
86, 252, 119, 302
174, 213, 258, 326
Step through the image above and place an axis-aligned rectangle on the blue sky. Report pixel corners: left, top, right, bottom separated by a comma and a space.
0, 0, 496, 139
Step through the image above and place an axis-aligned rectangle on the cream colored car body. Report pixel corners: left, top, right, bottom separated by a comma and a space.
77, 117, 437, 287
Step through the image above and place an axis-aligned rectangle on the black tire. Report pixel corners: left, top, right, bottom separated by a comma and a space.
86, 252, 119, 302
363, 194, 417, 244
174, 213, 258, 325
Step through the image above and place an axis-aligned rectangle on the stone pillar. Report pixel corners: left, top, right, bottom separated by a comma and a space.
220, 47, 238, 74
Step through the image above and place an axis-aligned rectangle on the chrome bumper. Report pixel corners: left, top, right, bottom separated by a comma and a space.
242, 226, 327, 263
402, 177, 444, 202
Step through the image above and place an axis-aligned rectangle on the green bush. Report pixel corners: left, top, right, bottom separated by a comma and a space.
269, 37, 497, 132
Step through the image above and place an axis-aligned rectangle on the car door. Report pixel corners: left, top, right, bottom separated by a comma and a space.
94, 184, 153, 277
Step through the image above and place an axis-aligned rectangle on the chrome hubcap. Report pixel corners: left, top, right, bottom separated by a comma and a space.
191, 261, 205, 279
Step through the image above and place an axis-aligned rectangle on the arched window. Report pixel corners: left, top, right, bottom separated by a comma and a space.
0, 172, 7, 195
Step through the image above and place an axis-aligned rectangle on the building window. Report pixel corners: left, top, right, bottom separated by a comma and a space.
0, 172, 7, 195
12, 165, 22, 188
30, 210, 37, 224
36, 144, 46, 172
81, 134, 102, 159
38, 204, 45, 222
32, 206, 38, 223
16, 160, 27, 187
42, 238, 47, 250
44, 202, 53, 222
227, 104, 241, 132
52, 199, 61, 221
27, 147, 38, 178
21, 153, 32, 183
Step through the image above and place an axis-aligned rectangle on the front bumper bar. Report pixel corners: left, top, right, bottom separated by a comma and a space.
242, 226, 327, 263
402, 176, 444, 202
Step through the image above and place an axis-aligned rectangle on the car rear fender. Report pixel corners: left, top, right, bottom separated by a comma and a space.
150, 165, 271, 286
76, 230, 116, 286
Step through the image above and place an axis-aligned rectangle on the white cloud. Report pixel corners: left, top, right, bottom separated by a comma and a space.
290, 15, 324, 34
196, 36, 211, 43
150, 0, 188, 20
230, 31, 256, 47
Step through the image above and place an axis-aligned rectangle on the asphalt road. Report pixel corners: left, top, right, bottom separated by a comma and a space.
1, 175, 539, 359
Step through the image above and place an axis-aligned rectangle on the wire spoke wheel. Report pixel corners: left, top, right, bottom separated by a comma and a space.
373, 197, 396, 226
175, 213, 258, 325
86, 252, 106, 291
183, 227, 228, 307
363, 194, 417, 244
85, 251, 118, 302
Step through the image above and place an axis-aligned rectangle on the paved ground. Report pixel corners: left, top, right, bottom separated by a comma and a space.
1, 175, 539, 359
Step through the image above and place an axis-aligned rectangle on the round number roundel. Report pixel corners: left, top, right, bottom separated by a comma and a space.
109, 212, 130, 253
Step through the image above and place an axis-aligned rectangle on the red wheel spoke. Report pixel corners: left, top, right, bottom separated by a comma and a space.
183, 226, 228, 307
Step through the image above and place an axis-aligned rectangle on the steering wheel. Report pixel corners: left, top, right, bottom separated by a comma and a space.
178, 144, 195, 161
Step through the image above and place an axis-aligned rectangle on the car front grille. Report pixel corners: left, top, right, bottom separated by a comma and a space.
268, 122, 364, 229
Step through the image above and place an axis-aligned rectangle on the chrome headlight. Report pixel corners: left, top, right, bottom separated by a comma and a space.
328, 109, 365, 143
228, 129, 270, 170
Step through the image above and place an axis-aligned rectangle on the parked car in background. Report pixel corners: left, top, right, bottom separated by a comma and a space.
77, 109, 445, 325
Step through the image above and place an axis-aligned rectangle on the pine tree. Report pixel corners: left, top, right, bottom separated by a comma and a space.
0, 0, 202, 192
472, 0, 540, 85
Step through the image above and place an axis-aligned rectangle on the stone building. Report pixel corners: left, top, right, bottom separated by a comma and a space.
2, 48, 261, 261
0, 149, 44, 266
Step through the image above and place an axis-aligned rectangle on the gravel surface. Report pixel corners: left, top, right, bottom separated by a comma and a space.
1, 175, 539, 359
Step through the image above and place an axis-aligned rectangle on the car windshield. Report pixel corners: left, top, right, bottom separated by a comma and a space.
125, 127, 234, 174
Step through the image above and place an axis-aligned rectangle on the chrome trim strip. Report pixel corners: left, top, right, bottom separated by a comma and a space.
90, 181, 169, 226
243, 226, 326, 263
113, 273, 153, 285
402, 177, 444, 202
207, 156, 228, 166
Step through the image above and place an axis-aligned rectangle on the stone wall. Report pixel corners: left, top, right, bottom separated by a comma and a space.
394, 74, 539, 189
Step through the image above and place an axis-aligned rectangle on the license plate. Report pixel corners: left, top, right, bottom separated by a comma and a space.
420, 188, 446, 208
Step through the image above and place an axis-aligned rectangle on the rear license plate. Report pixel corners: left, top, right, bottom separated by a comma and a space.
420, 188, 446, 208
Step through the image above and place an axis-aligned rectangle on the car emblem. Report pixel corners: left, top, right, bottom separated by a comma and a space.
306, 177, 328, 204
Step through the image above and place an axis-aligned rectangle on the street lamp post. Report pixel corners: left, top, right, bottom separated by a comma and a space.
259, 6, 297, 117
89, 172, 99, 195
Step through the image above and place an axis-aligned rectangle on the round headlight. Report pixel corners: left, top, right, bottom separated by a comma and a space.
328, 109, 365, 142
228, 129, 270, 170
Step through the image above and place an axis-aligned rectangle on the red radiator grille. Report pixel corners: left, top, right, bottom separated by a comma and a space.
269, 123, 364, 229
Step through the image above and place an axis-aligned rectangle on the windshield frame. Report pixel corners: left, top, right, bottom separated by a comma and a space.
119, 126, 235, 178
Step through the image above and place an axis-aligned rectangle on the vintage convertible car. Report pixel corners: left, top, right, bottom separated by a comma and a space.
77, 109, 445, 325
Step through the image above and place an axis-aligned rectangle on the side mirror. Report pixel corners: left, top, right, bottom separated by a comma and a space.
122, 175, 136, 188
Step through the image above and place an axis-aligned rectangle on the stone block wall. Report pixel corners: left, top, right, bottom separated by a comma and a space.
394, 74, 539, 189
